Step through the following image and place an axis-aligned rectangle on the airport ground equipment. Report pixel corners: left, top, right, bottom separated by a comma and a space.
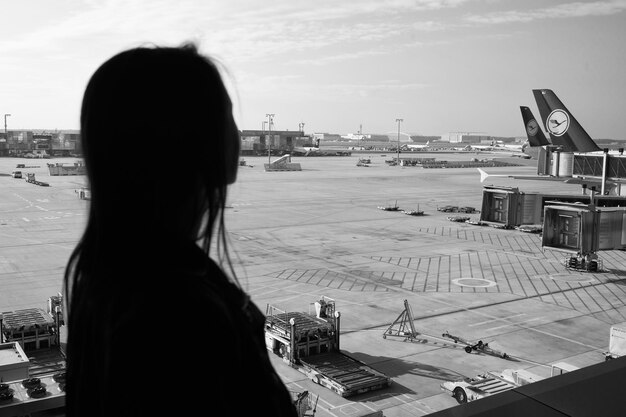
264, 296, 391, 397
378, 200, 400, 211
441, 368, 544, 404
356, 158, 371, 167
401, 204, 424, 216
542, 201, 626, 271
603, 322, 626, 361
25, 173, 49, 187
447, 215, 470, 223
75, 187, 91, 200
441, 331, 509, 359
47, 161, 86, 176
437, 205, 458, 213
0, 372, 65, 415
382, 300, 420, 342
290, 390, 318, 417
515, 225, 542, 233
550, 362, 580, 376
264, 154, 302, 171
1, 295, 66, 378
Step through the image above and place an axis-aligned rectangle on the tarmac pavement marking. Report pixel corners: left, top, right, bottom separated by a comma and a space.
253, 282, 304, 298
336, 267, 609, 353
485, 317, 544, 332
394, 394, 430, 415
315, 397, 342, 417
468, 313, 526, 327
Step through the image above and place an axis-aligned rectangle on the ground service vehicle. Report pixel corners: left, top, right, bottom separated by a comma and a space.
25, 173, 49, 187
604, 322, 626, 361
441, 368, 543, 404
264, 296, 391, 397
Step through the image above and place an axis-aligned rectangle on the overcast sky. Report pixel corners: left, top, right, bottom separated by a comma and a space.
1, 0, 625, 138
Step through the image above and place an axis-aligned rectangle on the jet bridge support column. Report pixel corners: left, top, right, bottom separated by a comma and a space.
601, 149, 609, 196
334, 312, 341, 351
290, 318, 297, 364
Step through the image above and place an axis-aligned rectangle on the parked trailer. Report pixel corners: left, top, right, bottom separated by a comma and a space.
264, 297, 391, 397
25, 173, 49, 187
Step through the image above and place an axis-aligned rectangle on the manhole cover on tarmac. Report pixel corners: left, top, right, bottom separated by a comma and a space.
451, 278, 497, 288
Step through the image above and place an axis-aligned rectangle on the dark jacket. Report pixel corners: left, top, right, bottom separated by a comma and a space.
66, 239, 298, 416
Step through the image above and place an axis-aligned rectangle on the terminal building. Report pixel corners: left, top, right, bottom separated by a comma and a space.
0, 130, 81, 157
240, 129, 314, 155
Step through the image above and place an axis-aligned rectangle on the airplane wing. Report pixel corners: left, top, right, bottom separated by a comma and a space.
478, 168, 565, 183
477, 168, 624, 193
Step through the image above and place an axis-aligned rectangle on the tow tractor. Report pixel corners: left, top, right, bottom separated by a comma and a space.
442, 363, 578, 404
442, 331, 509, 359
378, 200, 400, 211
441, 368, 543, 404
264, 296, 391, 397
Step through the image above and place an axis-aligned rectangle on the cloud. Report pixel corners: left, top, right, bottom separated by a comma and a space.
0, 0, 472, 63
465, 0, 626, 24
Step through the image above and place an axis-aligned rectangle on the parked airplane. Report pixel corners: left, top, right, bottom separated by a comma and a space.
479, 89, 622, 194
404, 141, 430, 150
533, 89, 601, 153
520, 106, 550, 148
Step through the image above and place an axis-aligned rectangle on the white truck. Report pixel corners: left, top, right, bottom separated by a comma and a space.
604, 322, 626, 361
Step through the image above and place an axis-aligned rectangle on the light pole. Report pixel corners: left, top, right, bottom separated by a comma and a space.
261, 121, 267, 154
4, 114, 10, 156
266, 113, 274, 164
396, 118, 403, 166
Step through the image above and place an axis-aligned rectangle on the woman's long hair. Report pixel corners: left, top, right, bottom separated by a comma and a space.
63, 43, 240, 415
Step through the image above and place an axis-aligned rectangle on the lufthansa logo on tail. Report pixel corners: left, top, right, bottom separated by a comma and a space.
546, 109, 570, 136
526, 119, 539, 136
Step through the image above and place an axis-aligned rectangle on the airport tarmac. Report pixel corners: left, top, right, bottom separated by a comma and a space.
1, 154, 625, 416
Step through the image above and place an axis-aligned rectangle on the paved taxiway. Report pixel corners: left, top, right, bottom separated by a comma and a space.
1, 154, 624, 416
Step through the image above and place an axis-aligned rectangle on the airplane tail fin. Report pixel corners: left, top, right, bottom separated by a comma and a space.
520, 106, 550, 147
477, 168, 489, 183
532, 89, 601, 153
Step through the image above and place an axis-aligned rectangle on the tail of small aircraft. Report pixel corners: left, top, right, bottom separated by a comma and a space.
532, 89, 601, 153
478, 168, 489, 183
520, 106, 550, 147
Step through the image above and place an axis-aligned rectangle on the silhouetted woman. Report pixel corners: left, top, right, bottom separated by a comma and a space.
64, 43, 297, 416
